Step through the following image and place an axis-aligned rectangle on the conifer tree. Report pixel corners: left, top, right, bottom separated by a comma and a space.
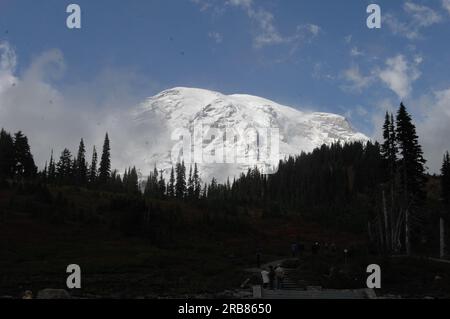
395, 103, 426, 254
193, 163, 201, 199
158, 169, 166, 198
0, 129, 15, 179
442, 151, 450, 210
72, 156, 78, 184
76, 139, 87, 185
56, 148, 73, 183
13, 131, 37, 178
127, 167, 139, 194
123, 168, 129, 189
440, 152, 450, 257
89, 146, 98, 184
48, 150, 56, 182
202, 183, 208, 199
396, 103, 426, 204
144, 166, 159, 198
381, 112, 398, 178
98, 133, 111, 184
380, 112, 399, 251
42, 161, 48, 181
168, 166, 175, 197
187, 165, 194, 199
175, 161, 186, 199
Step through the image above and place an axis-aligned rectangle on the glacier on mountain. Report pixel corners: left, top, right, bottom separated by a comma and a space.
130, 87, 369, 182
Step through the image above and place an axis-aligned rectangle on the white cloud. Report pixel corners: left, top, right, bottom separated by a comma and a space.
312, 62, 335, 80
443, 0, 450, 15
385, 2, 442, 40
378, 55, 421, 99
404, 2, 442, 27
350, 47, 363, 57
190, 0, 214, 12
356, 105, 369, 117
227, 0, 252, 9
0, 41, 17, 95
208, 31, 223, 43
306, 24, 321, 37
342, 65, 374, 92
193, 0, 320, 49
341, 54, 422, 99
344, 35, 352, 44
371, 90, 450, 174
248, 7, 285, 47
0, 41, 164, 175
417, 88, 450, 173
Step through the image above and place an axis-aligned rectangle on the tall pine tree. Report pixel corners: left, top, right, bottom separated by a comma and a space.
56, 148, 73, 183
381, 112, 398, 179
13, 131, 36, 179
187, 164, 194, 199
0, 129, 15, 179
76, 139, 87, 185
168, 166, 175, 197
193, 163, 201, 199
396, 103, 426, 204
442, 151, 450, 210
98, 133, 111, 184
158, 169, 166, 198
48, 150, 56, 182
175, 161, 186, 199
89, 146, 98, 184
395, 103, 426, 254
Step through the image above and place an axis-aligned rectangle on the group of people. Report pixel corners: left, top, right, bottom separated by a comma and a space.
257, 240, 346, 290
260, 265, 285, 290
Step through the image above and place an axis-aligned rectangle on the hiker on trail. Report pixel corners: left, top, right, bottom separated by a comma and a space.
269, 266, 276, 290
275, 264, 285, 290
261, 269, 269, 289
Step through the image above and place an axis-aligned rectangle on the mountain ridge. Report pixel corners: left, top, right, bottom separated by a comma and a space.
131, 87, 369, 182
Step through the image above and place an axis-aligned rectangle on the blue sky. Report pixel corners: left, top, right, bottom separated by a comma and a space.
1, 0, 450, 172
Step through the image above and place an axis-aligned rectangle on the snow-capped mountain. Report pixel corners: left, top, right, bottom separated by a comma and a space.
131, 87, 369, 182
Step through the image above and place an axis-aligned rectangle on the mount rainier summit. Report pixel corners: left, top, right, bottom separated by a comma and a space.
129, 87, 369, 182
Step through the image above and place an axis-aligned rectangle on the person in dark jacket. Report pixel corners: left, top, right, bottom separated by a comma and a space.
269, 266, 276, 290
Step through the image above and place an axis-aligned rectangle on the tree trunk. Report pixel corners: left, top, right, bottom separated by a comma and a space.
405, 208, 411, 256
378, 215, 384, 251
390, 182, 395, 251
382, 190, 390, 252
440, 217, 445, 259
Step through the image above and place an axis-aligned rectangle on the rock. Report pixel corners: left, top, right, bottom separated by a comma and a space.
22, 290, 33, 299
37, 289, 71, 299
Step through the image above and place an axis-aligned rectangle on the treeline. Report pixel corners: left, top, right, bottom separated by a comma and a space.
0, 130, 37, 181
1, 103, 450, 255
144, 162, 202, 200
202, 103, 450, 254
41, 134, 115, 189
37, 134, 142, 194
